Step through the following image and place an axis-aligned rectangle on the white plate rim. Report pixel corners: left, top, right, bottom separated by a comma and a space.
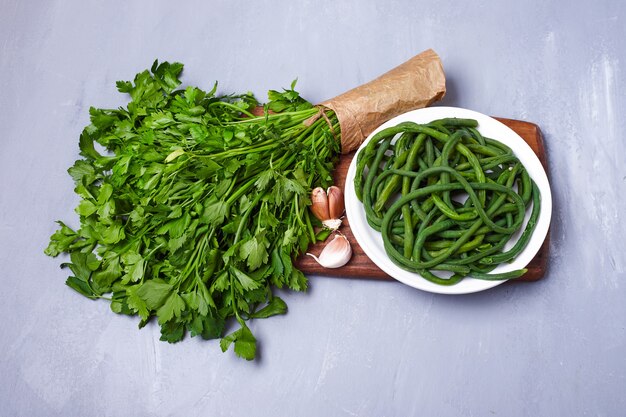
344, 106, 552, 295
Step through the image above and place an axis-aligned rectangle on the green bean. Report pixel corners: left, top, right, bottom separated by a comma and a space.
468, 127, 486, 146
483, 182, 541, 264
373, 132, 418, 214
428, 118, 479, 129
380, 181, 524, 268
362, 137, 392, 230
466, 144, 505, 157
401, 133, 427, 258
353, 118, 542, 285
484, 137, 513, 154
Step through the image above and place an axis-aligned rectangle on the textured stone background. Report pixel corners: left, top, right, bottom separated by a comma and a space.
1, 1, 624, 416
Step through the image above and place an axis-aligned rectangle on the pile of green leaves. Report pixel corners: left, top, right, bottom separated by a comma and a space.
45, 61, 340, 360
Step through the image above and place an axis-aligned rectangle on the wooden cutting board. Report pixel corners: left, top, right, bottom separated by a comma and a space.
295, 117, 550, 282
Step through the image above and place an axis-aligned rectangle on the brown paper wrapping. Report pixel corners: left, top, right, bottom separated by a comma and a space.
320, 49, 446, 153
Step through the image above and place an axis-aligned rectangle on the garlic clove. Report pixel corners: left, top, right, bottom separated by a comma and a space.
310, 187, 330, 221
306, 233, 352, 269
322, 219, 342, 230
327, 186, 345, 220
310, 186, 345, 230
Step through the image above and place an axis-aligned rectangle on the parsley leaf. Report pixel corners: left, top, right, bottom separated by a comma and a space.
240, 233, 270, 270
46, 61, 340, 360
220, 323, 257, 361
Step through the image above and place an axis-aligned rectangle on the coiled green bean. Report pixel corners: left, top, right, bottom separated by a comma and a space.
354, 118, 541, 285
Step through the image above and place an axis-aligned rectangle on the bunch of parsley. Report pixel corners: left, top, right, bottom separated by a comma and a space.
45, 61, 340, 360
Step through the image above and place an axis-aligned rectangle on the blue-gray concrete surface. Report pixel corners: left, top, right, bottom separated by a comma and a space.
1, 1, 625, 416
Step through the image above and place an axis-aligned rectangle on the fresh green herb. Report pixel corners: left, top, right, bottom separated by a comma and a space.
45, 61, 340, 360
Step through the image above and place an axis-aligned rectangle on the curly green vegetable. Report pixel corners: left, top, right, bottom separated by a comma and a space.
354, 118, 540, 285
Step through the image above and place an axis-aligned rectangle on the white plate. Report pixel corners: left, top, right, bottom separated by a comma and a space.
344, 106, 552, 295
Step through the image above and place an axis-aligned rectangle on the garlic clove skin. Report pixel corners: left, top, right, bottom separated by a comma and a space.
327, 186, 345, 220
306, 233, 352, 269
310, 186, 345, 230
322, 218, 342, 230
310, 187, 330, 221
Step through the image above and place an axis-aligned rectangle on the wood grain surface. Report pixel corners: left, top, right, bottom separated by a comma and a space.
295, 117, 550, 282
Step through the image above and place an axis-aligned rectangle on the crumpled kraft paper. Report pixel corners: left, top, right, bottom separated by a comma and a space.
320, 49, 446, 153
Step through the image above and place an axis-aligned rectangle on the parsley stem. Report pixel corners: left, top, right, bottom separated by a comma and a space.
304, 209, 316, 243
233, 192, 265, 245
209, 101, 257, 118
226, 177, 257, 205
